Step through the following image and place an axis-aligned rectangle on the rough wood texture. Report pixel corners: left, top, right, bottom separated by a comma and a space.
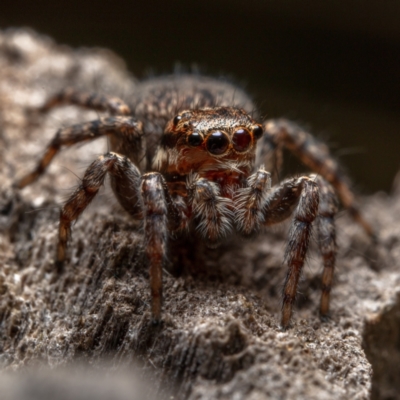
1, 29, 400, 399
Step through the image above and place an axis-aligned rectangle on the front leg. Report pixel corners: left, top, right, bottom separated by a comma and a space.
141, 173, 173, 322
259, 175, 338, 328
262, 176, 320, 329
259, 118, 374, 239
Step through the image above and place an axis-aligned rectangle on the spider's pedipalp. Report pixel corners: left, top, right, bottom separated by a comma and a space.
187, 174, 234, 246
234, 166, 271, 235
16, 116, 143, 189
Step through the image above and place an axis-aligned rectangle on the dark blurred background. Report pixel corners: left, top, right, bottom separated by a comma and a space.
1, 0, 399, 193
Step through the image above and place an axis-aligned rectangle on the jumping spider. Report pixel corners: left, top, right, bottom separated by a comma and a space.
16, 74, 374, 329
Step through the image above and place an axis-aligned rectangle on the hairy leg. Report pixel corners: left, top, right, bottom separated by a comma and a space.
141, 172, 171, 322
258, 118, 374, 239
262, 176, 320, 329
16, 116, 143, 188
36, 88, 131, 116
56, 152, 142, 267
312, 175, 338, 318
187, 174, 234, 246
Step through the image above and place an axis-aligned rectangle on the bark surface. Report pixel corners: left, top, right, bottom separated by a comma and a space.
0, 29, 399, 400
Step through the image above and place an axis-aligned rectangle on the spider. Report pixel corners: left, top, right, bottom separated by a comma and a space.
15, 74, 374, 329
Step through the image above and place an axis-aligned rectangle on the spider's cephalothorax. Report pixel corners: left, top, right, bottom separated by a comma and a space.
157, 107, 261, 173
156, 107, 262, 195
16, 74, 374, 329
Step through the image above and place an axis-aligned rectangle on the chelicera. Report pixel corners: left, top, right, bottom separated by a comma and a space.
16, 74, 374, 329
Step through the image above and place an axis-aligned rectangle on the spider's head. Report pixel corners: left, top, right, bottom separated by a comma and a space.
154, 107, 263, 177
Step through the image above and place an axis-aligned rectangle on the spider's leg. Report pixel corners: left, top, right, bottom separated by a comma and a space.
234, 166, 271, 235
312, 175, 338, 319
262, 176, 320, 329
16, 116, 143, 188
36, 88, 131, 116
57, 152, 142, 267
141, 172, 175, 322
259, 118, 374, 239
187, 174, 234, 246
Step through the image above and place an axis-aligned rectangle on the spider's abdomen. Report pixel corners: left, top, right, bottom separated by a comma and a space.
131, 74, 254, 125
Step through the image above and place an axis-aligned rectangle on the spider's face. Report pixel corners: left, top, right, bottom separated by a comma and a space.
154, 107, 263, 177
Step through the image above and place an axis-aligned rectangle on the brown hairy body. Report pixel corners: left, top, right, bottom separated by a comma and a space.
16, 74, 373, 329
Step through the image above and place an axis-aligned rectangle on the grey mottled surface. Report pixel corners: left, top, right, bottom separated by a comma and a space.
0, 29, 400, 400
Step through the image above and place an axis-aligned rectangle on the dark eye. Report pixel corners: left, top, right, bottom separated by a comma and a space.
187, 132, 203, 147
206, 131, 230, 155
253, 125, 263, 140
232, 128, 252, 152
173, 115, 182, 125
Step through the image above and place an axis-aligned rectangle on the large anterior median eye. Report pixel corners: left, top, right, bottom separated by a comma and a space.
206, 131, 230, 155
232, 128, 252, 152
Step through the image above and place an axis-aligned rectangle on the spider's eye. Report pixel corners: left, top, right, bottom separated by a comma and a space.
206, 131, 230, 155
252, 125, 263, 140
187, 132, 203, 147
232, 128, 252, 152
173, 115, 182, 125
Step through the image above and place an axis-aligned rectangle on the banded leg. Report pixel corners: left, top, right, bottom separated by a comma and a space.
57, 152, 142, 267
259, 118, 374, 239
36, 88, 131, 116
141, 173, 170, 322
16, 116, 143, 188
262, 176, 320, 329
234, 167, 271, 235
187, 174, 234, 245
312, 175, 338, 318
